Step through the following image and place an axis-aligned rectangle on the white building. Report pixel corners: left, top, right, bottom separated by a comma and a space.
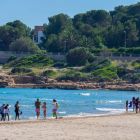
33, 26, 45, 49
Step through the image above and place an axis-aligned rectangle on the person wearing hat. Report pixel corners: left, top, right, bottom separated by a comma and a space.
0, 103, 5, 121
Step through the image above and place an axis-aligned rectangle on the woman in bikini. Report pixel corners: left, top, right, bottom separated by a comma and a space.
15, 101, 20, 120
42, 102, 47, 119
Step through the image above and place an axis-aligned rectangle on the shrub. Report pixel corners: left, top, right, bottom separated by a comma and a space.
122, 73, 140, 83
53, 62, 67, 67
56, 70, 83, 81
11, 67, 32, 73
9, 37, 41, 53
83, 57, 112, 72
43, 70, 57, 77
5, 54, 54, 68
66, 47, 97, 66
7, 55, 17, 63
92, 67, 118, 81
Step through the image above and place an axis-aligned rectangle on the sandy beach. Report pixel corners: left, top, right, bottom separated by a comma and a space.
0, 113, 139, 140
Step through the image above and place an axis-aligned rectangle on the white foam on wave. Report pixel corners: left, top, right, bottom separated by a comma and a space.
80, 93, 90, 96
20, 105, 34, 107
108, 100, 122, 103
93, 100, 122, 103
58, 111, 66, 114
95, 107, 133, 114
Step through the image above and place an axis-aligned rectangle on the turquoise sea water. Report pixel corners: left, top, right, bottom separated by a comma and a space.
0, 88, 139, 120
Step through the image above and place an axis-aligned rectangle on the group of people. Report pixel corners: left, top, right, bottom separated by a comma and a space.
34, 98, 58, 119
126, 97, 140, 113
0, 99, 58, 121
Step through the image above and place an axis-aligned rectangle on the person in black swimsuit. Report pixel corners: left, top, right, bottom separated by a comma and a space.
135, 98, 139, 113
15, 101, 20, 120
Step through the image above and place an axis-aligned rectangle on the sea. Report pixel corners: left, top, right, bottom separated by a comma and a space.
0, 88, 139, 120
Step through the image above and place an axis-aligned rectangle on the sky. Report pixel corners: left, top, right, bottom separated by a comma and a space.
0, 0, 139, 29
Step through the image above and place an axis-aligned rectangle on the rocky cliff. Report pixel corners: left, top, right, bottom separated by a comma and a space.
0, 75, 140, 91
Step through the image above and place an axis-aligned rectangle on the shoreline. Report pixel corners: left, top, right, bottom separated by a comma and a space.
0, 112, 133, 124
0, 111, 133, 124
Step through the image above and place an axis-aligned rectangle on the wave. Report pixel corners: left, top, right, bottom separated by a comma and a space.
80, 93, 90, 96
95, 107, 133, 114
93, 100, 122, 103
58, 111, 66, 114
20, 105, 34, 107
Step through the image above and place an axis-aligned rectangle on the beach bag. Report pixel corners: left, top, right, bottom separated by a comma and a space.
56, 103, 60, 109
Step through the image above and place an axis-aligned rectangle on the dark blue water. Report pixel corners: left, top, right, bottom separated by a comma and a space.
0, 88, 139, 120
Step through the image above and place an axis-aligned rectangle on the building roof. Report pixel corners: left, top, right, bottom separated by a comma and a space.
34, 26, 44, 35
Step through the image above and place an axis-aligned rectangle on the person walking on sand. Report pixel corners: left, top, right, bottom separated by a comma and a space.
15, 101, 20, 120
35, 98, 42, 119
4, 104, 10, 121
42, 102, 47, 119
132, 97, 136, 112
51, 99, 58, 119
0, 103, 5, 121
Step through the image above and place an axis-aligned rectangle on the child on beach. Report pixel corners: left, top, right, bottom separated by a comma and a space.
4, 104, 10, 121
126, 101, 129, 112
51, 99, 58, 119
42, 102, 47, 119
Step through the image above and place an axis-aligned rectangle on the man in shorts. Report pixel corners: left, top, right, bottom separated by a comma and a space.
35, 99, 42, 119
0, 103, 5, 121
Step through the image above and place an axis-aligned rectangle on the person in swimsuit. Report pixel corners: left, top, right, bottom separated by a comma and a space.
4, 104, 10, 121
35, 98, 42, 119
126, 100, 129, 112
135, 98, 139, 113
42, 102, 47, 119
51, 99, 58, 119
15, 101, 20, 120
132, 97, 135, 112
0, 103, 5, 121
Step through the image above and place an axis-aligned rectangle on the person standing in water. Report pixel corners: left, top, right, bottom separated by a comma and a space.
35, 98, 42, 119
0, 103, 5, 121
4, 104, 10, 121
126, 101, 129, 112
42, 102, 47, 119
51, 99, 58, 119
132, 97, 136, 112
15, 101, 20, 120
135, 98, 139, 113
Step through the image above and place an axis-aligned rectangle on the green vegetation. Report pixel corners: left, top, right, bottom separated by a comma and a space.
83, 58, 112, 72
42, 70, 57, 77
92, 66, 118, 81
4, 54, 54, 68
53, 62, 67, 67
2, 2, 140, 83
7, 55, 17, 63
66, 47, 96, 66
11, 67, 32, 74
9, 37, 40, 53
56, 70, 83, 82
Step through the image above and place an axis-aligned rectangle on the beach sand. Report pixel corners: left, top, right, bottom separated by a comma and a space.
0, 113, 139, 140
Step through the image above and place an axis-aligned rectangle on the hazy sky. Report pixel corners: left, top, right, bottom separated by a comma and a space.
0, 0, 139, 29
